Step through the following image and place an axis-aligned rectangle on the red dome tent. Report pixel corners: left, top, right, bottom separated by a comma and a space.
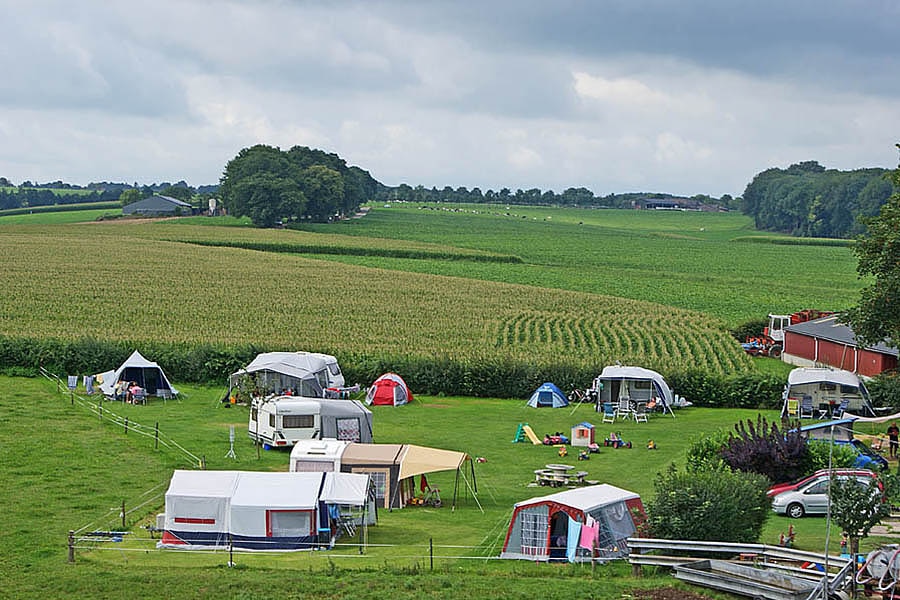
365, 373, 413, 406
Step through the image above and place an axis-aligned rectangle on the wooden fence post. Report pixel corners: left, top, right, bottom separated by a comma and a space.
68, 530, 75, 563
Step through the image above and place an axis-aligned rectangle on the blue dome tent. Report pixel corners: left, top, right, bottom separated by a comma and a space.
526, 382, 569, 408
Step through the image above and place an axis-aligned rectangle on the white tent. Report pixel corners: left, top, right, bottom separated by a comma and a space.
592, 365, 676, 417
501, 484, 646, 562
159, 470, 372, 551
781, 367, 875, 418
95, 350, 178, 399
229, 351, 344, 399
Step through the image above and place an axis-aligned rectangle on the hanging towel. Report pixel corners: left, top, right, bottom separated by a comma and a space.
566, 517, 582, 562
580, 517, 599, 549
83, 375, 95, 395
67, 376, 78, 390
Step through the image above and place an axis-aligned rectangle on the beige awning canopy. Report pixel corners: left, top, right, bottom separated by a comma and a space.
398, 444, 470, 480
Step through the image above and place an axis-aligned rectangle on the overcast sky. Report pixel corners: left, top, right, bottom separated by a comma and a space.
1, 1, 898, 197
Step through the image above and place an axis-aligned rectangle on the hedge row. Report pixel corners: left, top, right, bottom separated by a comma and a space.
0, 335, 785, 407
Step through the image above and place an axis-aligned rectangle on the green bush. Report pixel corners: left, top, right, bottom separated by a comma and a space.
866, 371, 900, 409
646, 463, 770, 543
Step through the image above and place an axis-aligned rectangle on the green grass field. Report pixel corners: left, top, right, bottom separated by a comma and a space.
3, 373, 881, 599
0, 205, 878, 598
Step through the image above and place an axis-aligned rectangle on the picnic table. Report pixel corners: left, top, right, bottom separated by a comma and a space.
534, 464, 590, 487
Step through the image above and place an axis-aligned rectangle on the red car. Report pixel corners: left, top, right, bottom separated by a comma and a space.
766, 468, 879, 498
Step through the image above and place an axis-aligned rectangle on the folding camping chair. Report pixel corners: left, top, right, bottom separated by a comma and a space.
799, 395, 814, 419
615, 398, 633, 421
601, 402, 616, 424
786, 398, 800, 418
832, 398, 850, 419
632, 403, 649, 423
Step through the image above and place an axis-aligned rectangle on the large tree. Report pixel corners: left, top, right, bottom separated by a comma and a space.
844, 153, 900, 346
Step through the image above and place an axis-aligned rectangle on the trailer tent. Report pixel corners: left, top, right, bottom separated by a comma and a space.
780, 367, 875, 418
294, 442, 478, 510
526, 382, 569, 408
365, 373, 413, 406
95, 350, 178, 399
159, 470, 373, 551
501, 484, 646, 562
229, 352, 345, 400
592, 366, 675, 417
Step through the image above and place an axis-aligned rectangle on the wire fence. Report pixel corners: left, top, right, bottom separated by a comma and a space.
42, 367, 204, 468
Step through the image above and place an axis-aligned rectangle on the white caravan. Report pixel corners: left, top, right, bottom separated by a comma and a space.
248, 396, 373, 448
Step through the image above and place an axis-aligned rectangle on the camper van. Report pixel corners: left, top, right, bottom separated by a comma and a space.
248, 396, 373, 448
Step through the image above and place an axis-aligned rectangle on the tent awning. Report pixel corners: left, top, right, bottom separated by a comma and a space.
398, 445, 470, 480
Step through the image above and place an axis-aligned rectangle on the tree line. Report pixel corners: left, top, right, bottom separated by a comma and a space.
741, 160, 894, 238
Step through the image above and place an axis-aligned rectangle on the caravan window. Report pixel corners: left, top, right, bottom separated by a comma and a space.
336, 417, 361, 442
282, 415, 314, 429
328, 363, 342, 376
269, 414, 276, 428
250, 407, 258, 422
267, 510, 313, 537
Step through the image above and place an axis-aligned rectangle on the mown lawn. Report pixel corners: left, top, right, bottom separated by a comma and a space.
1, 373, 890, 599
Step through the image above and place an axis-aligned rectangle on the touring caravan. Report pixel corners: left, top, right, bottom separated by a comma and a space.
248, 396, 373, 448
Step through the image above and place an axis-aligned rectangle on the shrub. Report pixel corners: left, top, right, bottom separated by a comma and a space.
646, 463, 770, 543
720, 415, 809, 483
684, 429, 730, 473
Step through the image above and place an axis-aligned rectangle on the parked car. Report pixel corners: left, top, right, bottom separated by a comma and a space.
766, 468, 878, 498
771, 470, 881, 518
837, 438, 889, 471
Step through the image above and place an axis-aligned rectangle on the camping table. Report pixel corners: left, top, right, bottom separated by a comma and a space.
536, 465, 584, 487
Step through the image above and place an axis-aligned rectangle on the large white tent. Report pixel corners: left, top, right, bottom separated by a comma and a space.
781, 367, 875, 418
159, 470, 372, 551
229, 352, 342, 399
592, 365, 676, 417
95, 350, 178, 399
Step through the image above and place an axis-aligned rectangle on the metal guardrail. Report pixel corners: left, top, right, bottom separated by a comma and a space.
627, 537, 850, 573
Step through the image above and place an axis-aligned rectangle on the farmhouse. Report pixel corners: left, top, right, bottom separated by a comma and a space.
782, 315, 898, 377
122, 194, 193, 217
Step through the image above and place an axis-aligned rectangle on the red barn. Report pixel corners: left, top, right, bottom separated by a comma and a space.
783, 315, 897, 378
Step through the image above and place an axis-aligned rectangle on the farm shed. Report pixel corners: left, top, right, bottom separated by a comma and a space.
780, 367, 875, 419
333, 443, 477, 510
591, 366, 675, 417
500, 484, 646, 562
122, 194, 193, 216
229, 351, 344, 400
365, 373, 413, 406
526, 382, 569, 408
158, 470, 374, 551
94, 350, 178, 399
782, 315, 898, 378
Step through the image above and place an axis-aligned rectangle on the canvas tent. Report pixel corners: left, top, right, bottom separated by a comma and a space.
229, 352, 345, 400
526, 382, 569, 408
159, 470, 374, 551
365, 373, 413, 406
781, 367, 876, 418
95, 350, 178, 399
316, 442, 478, 510
501, 484, 646, 563
591, 366, 676, 417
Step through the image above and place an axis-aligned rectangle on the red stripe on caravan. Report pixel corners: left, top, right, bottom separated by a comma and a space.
173, 517, 216, 524
161, 531, 187, 545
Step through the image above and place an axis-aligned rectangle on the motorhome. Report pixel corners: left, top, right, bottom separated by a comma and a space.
248, 396, 373, 448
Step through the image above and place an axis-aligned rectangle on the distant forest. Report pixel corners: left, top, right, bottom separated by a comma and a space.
741, 161, 894, 239
2, 153, 895, 238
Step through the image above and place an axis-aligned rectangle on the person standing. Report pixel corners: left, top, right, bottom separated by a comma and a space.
887, 422, 899, 458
